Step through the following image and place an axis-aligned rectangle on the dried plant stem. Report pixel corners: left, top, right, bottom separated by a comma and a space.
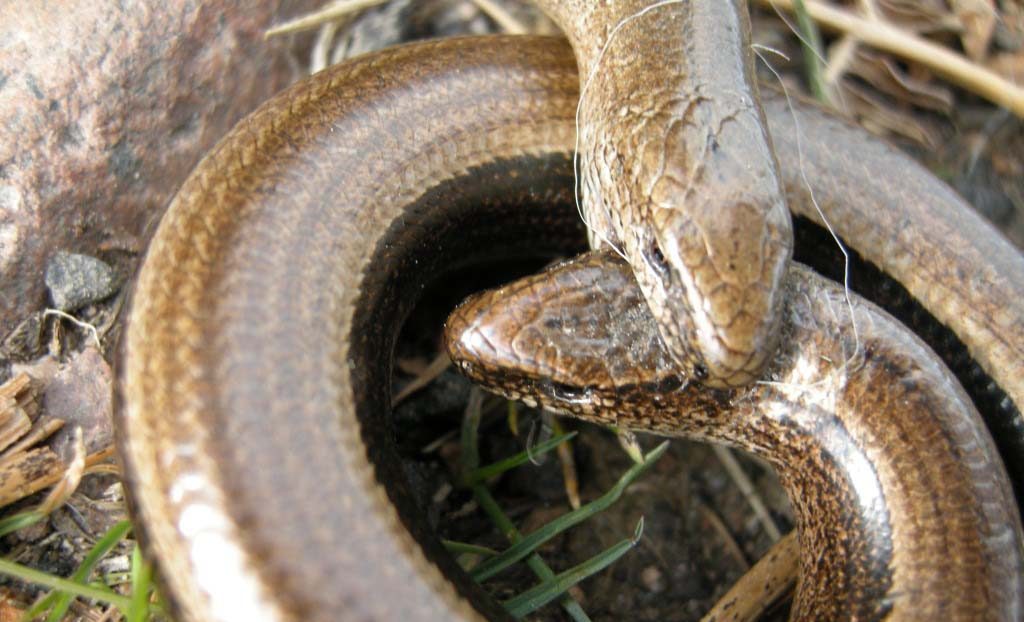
760, 0, 1024, 116
471, 0, 529, 34
393, 353, 451, 405
264, 0, 388, 37
824, 36, 859, 86
700, 531, 799, 622
697, 502, 749, 570
713, 445, 782, 541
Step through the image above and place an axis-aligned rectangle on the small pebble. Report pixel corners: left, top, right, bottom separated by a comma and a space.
641, 565, 665, 593
44, 252, 117, 312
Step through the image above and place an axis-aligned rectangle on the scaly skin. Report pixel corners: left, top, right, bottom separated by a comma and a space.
534, 0, 793, 387
118, 37, 1024, 621
445, 252, 1024, 620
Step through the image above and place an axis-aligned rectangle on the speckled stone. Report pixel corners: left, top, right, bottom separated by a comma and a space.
44, 251, 117, 311
0, 0, 320, 336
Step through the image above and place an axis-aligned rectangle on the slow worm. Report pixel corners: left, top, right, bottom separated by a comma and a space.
446, 251, 1024, 619
117, 28, 1024, 622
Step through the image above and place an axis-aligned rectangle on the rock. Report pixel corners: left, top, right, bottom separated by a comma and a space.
0, 0, 321, 337
41, 348, 113, 459
44, 252, 117, 312
10, 354, 61, 388
1, 311, 46, 363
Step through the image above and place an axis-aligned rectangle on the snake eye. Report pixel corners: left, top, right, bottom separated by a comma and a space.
542, 380, 590, 404
645, 238, 671, 281
693, 364, 708, 381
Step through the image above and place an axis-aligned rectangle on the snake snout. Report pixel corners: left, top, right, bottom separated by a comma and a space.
644, 192, 792, 389
446, 251, 687, 415
636, 227, 785, 390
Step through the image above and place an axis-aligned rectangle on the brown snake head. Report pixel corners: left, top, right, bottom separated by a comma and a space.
445, 250, 1024, 620
445, 251, 708, 426
539, 0, 794, 388
608, 133, 793, 391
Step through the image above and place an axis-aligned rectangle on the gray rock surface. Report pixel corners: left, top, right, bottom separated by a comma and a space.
44, 252, 117, 311
0, 0, 320, 337
42, 347, 114, 459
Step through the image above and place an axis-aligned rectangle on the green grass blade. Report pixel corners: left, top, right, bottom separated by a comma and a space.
467, 431, 577, 484
472, 482, 593, 622
471, 441, 668, 582
792, 0, 830, 103
442, 540, 499, 557
0, 557, 132, 613
461, 390, 591, 621
502, 521, 643, 619
126, 543, 153, 622
0, 512, 44, 538
38, 520, 133, 622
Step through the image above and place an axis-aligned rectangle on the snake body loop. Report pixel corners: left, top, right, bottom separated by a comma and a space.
446, 252, 1024, 620
118, 35, 1024, 622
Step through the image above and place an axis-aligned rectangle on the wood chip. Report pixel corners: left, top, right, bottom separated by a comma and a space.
0, 446, 65, 508
0, 405, 31, 455
0, 373, 39, 453
700, 532, 799, 622
0, 373, 31, 402
0, 419, 65, 467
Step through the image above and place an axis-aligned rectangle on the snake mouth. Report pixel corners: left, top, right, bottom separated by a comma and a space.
540, 379, 594, 405
632, 227, 783, 390
689, 340, 774, 390
444, 307, 601, 416
448, 356, 598, 418
444, 251, 711, 422
649, 290, 773, 391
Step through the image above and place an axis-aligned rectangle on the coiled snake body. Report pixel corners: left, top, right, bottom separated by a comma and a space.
117, 4, 1024, 621
447, 254, 1023, 620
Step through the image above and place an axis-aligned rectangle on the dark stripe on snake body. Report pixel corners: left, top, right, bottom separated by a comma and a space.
118, 37, 1024, 621
444, 253, 1022, 619
791, 216, 1024, 501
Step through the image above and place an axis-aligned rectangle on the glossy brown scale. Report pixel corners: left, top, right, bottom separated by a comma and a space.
118, 36, 1024, 622
791, 215, 1024, 502
445, 252, 1024, 620
534, 0, 793, 388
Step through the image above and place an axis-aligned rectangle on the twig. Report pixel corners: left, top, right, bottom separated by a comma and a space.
0, 444, 115, 509
393, 353, 451, 405
699, 531, 799, 622
550, 417, 581, 510
712, 445, 782, 541
857, 0, 879, 21
0, 419, 64, 463
824, 36, 859, 88
311, 20, 341, 74
264, 0, 388, 38
697, 502, 749, 570
93, 288, 127, 343
36, 427, 85, 515
0, 447, 64, 507
471, 0, 529, 34
760, 0, 1024, 116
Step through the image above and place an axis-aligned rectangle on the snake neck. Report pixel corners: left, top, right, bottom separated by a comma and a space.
534, 0, 793, 387
445, 254, 1024, 620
